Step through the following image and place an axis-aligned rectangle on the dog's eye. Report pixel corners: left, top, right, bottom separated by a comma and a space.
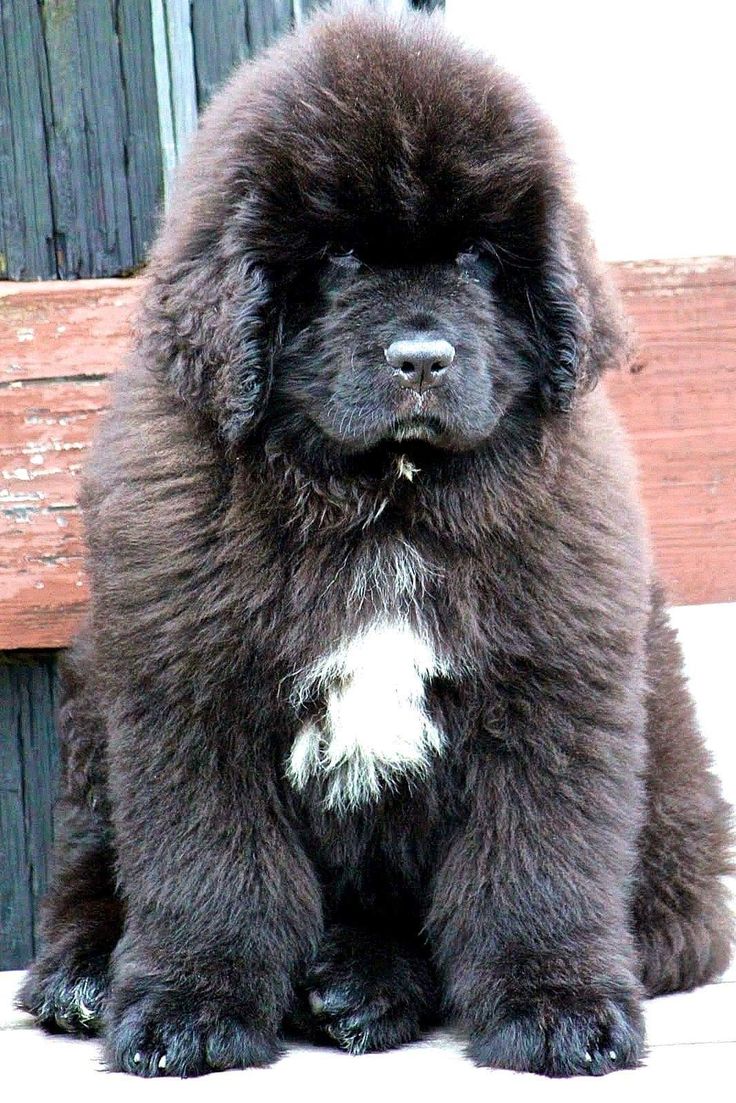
457, 245, 495, 286
456, 245, 483, 267
328, 251, 363, 273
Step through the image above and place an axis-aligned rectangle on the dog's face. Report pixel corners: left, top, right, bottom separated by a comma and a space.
273, 246, 532, 454
148, 11, 625, 459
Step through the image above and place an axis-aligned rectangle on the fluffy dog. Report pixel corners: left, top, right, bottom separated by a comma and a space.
19, 5, 733, 1078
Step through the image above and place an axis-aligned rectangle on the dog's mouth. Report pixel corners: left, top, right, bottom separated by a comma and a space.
389, 414, 445, 443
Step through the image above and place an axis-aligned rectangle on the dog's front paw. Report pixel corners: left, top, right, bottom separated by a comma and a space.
17, 957, 108, 1036
303, 978, 423, 1055
292, 926, 436, 1054
469, 989, 645, 1077
105, 984, 280, 1077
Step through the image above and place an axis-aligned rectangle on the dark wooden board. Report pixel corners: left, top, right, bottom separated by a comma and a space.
0, 0, 305, 281
246, 0, 294, 53
0, 653, 59, 969
0, 0, 56, 279
192, 0, 252, 107
116, 0, 166, 264
0, 257, 734, 649
43, 0, 136, 277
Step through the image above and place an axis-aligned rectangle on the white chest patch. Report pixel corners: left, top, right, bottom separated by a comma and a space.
287, 620, 449, 811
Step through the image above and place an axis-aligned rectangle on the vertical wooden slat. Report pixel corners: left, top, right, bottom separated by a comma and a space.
0, 0, 56, 279
163, 0, 198, 160
0, 654, 59, 970
150, 0, 178, 200
151, 0, 199, 199
191, 0, 251, 108
247, 0, 293, 53
0, 663, 34, 968
116, 0, 165, 265
293, 0, 320, 23
41, 0, 134, 277
18, 656, 59, 949
40, 0, 91, 279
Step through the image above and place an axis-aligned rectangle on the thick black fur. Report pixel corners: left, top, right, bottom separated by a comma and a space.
18, 5, 733, 1078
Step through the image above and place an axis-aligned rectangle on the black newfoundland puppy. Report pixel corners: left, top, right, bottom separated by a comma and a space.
20, 5, 733, 1079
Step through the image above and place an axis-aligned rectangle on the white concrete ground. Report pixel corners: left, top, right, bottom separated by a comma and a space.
1, 603, 734, 1098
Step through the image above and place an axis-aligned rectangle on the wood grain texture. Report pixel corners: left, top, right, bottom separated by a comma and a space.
163, 0, 199, 161
191, 0, 252, 107
0, 0, 300, 280
0, 259, 734, 648
116, 0, 166, 264
0, 653, 59, 969
246, 0, 293, 52
46, 0, 137, 276
0, 0, 56, 280
607, 258, 736, 607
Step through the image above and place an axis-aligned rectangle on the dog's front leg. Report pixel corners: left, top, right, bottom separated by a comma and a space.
428, 697, 647, 1077
103, 696, 323, 1077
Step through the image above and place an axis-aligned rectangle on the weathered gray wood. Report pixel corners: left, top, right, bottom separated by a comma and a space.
117, 0, 166, 265
41, 0, 135, 277
0, 653, 59, 970
247, 0, 293, 52
150, 0, 178, 200
293, 0, 318, 19
0, 0, 56, 279
0, 668, 34, 968
191, 0, 251, 107
164, 0, 199, 162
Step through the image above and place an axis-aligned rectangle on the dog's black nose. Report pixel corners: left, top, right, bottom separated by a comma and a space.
384, 337, 456, 393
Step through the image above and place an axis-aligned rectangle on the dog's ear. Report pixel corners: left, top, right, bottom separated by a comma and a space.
530, 208, 629, 412
141, 248, 273, 446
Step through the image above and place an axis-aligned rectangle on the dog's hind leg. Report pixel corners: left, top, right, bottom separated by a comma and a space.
16, 639, 123, 1035
632, 586, 734, 996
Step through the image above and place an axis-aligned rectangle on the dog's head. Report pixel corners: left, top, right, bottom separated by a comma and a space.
143, 8, 626, 458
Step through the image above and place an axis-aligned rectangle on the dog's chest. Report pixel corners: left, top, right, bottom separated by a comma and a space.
286, 619, 449, 811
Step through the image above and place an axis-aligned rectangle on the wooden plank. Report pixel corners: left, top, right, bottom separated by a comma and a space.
0, 653, 59, 970
247, 0, 293, 53
41, 0, 135, 277
116, 0, 166, 264
0, 0, 56, 279
191, 0, 251, 108
163, 0, 199, 161
0, 281, 132, 649
0, 258, 734, 648
607, 258, 736, 607
0, 660, 34, 968
150, 0, 178, 200
0, 279, 137, 383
